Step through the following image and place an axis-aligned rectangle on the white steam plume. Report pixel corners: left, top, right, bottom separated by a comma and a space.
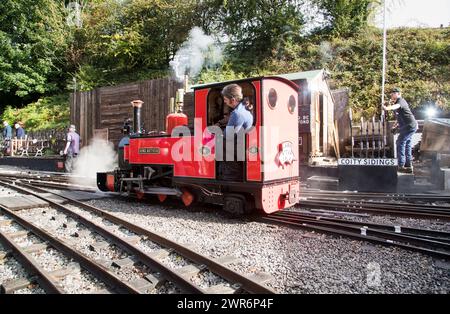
70, 137, 117, 187
169, 27, 223, 82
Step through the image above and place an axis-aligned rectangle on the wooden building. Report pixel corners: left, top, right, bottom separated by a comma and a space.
70, 78, 183, 147
277, 69, 340, 164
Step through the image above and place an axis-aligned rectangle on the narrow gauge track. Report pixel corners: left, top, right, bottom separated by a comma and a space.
297, 198, 450, 220
0, 230, 66, 293
9, 179, 97, 193
260, 211, 450, 259
0, 179, 274, 294
0, 173, 96, 193
302, 189, 450, 203
0, 208, 142, 294
0, 172, 72, 184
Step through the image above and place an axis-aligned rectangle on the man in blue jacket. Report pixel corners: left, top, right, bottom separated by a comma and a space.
222, 84, 254, 137
3, 121, 12, 139
219, 84, 254, 181
15, 122, 26, 139
2, 121, 12, 155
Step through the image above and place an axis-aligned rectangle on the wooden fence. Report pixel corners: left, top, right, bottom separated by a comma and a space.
70, 78, 184, 148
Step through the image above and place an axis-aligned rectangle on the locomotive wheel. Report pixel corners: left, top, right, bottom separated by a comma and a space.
223, 194, 246, 217
181, 189, 195, 207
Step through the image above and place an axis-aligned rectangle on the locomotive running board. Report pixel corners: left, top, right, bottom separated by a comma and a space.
120, 177, 182, 196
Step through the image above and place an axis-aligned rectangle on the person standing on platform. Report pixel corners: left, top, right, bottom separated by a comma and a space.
63, 124, 80, 172
3, 121, 12, 139
382, 87, 418, 173
2, 121, 12, 155
15, 122, 26, 139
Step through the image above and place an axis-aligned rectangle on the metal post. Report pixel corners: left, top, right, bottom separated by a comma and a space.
381, 0, 387, 109
372, 116, 376, 158
349, 108, 354, 158
365, 117, 369, 158
360, 117, 364, 158
378, 117, 382, 158
382, 111, 387, 158
381, 0, 388, 143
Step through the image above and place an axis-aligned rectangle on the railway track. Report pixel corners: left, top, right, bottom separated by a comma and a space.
1, 172, 449, 267
260, 211, 450, 260
0, 208, 141, 294
296, 197, 450, 220
0, 172, 96, 193
302, 189, 450, 203
0, 179, 274, 294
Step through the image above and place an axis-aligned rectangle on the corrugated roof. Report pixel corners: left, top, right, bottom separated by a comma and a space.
276, 69, 324, 81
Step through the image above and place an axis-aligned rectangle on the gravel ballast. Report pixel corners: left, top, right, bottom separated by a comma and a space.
83, 197, 450, 294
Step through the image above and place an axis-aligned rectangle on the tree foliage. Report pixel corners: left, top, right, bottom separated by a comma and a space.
215, 0, 306, 62
68, 0, 209, 90
2, 94, 70, 131
240, 27, 450, 119
0, 0, 69, 104
313, 0, 379, 37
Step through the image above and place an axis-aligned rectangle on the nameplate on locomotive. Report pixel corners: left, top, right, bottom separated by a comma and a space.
139, 147, 160, 154
338, 158, 398, 166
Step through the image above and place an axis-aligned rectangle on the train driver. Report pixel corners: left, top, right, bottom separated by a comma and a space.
221, 84, 253, 138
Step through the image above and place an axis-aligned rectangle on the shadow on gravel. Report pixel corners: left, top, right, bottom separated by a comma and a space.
87, 194, 257, 226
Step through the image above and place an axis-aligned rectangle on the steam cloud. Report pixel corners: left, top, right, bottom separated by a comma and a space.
170, 27, 223, 82
70, 137, 117, 187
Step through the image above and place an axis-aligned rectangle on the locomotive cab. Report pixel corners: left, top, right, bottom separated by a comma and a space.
97, 76, 300, 215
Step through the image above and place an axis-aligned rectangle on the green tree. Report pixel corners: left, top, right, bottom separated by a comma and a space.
212, 0, 306, 62
0, 0, 69, 106
313, 0, 378, 37
69, 0, 209, 89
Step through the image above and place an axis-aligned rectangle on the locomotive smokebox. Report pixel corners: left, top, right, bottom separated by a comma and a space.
131, 100, 143, 134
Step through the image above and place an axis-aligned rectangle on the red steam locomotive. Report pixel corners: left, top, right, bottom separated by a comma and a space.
97, 76, 300, 215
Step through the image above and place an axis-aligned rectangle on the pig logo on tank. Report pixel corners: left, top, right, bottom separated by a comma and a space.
277, 141, 295, 168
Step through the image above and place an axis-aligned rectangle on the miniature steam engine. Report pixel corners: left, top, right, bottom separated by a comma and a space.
97, 76, 300, 215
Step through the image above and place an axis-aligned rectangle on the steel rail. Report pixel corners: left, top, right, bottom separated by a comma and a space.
0, 176, 96, 193
0, 230, 65, 294
0, 180, 207, 294
297, 199, 450, 220
277, 211, 450, 242
301, 190, 450, 202
2, 180, 275, 294
0, 206, 141, 294
270, 212, 450, 251
260, 216, 450, 259
301, 196, 450, 212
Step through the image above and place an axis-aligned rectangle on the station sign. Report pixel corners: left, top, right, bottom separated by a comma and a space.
338, 158, 398, 166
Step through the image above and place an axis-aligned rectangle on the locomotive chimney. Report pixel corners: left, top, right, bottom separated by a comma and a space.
131, 100, 143, 134
175, 89, 184, 113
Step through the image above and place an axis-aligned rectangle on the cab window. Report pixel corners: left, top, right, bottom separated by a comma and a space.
207, 82, 256, 127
